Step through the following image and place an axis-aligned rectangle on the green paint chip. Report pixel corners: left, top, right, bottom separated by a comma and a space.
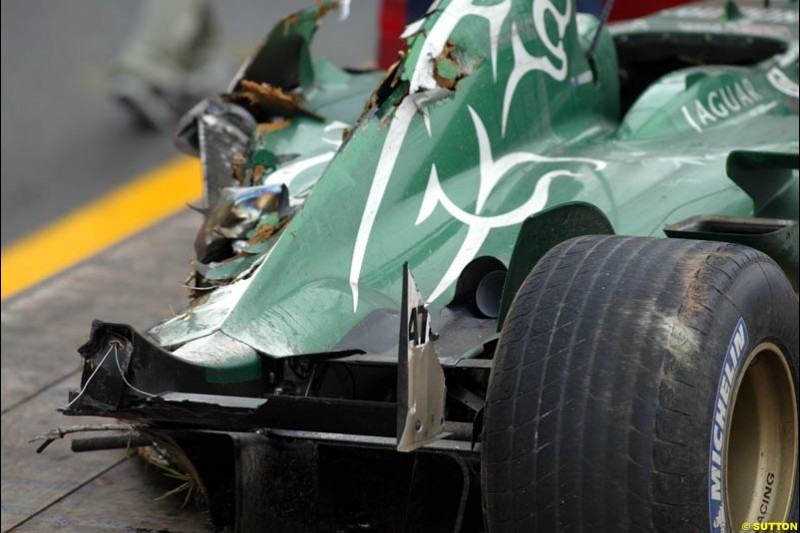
437, 59, 460, 80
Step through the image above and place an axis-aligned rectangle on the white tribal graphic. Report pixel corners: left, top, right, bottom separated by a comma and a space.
349, 0, 602, 312
416, 106, 605, 302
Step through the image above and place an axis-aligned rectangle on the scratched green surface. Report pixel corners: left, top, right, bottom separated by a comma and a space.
151, 1, 799, 369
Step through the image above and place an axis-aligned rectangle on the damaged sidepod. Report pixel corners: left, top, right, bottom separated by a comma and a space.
44, 0, 800, 531
194, 184, 289, 263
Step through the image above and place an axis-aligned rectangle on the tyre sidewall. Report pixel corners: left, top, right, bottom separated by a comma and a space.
701, 260, 799, 532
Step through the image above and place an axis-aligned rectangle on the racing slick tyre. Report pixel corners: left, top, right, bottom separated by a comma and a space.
482, 235, 799, 533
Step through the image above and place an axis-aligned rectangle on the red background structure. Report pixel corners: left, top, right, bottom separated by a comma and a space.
377, 0, 700, 69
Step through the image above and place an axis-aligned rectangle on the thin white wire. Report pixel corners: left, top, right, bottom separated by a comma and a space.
64, 345, 114, 409
114, 345, 158, 398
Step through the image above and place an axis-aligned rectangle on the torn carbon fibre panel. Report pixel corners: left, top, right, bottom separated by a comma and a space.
228, 0, 339, 93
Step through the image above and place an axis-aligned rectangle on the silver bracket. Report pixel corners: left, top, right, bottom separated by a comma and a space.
396, 263, 447, 452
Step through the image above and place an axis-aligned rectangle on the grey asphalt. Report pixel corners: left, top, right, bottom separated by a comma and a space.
1, 0, 379, 247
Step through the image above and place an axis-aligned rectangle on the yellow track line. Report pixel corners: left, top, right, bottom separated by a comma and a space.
1, 157, 202, 300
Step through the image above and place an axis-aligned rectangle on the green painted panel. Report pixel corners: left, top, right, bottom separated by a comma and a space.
148, 0, 798, 369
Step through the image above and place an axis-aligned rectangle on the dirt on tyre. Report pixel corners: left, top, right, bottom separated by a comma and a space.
482, 235, 799, 532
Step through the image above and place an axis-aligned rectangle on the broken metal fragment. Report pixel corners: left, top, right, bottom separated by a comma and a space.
257, 119, 292, 135
194, 184, 288, 263
71, 434, 151, 453
174, 98, 258, 207
225, 80, 324, 122
172, 331, 260, 382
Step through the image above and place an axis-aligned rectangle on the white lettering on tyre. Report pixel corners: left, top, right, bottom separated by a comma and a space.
709, 318, 749, 533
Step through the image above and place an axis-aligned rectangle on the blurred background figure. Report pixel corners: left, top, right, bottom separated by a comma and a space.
112, 0, 226, 130
0, 1, 377, 250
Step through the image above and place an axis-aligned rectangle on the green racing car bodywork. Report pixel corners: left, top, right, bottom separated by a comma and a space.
152, 0, 798, 373
56, 0, 799, 531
